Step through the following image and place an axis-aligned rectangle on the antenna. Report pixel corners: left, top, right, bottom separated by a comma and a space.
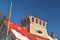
6, 1, 12, 40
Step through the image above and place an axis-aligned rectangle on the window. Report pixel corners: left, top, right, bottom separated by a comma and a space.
32, 17, 34, 22
36, 19, 38, 23
43, 22, 45, 26
37, 30, 42, 34
39, 21, 42, 25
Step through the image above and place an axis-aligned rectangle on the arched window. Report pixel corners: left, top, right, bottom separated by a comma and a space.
32, 17, 34, 22
36, 19, 38, 24
39, 21, 42, 25
43, 22, 45, 26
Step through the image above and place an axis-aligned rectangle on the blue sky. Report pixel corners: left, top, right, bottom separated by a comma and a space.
0, 0, 60, 40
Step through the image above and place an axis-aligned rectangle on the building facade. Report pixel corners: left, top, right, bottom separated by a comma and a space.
21, 15, 57, 40
21, 15, 48, 39
0, 15, 57, 40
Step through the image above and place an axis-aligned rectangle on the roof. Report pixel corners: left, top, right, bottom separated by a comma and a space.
4, 20, 49, 40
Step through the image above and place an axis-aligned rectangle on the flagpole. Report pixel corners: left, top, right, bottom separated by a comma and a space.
6, 1, 12, 40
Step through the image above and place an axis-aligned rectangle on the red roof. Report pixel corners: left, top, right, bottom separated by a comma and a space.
4, 20, 49, 40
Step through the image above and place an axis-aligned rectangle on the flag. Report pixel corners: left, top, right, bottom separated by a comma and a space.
4, 20, 49, 40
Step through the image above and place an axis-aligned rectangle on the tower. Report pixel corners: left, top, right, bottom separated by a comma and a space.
21, 15, 48, 38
